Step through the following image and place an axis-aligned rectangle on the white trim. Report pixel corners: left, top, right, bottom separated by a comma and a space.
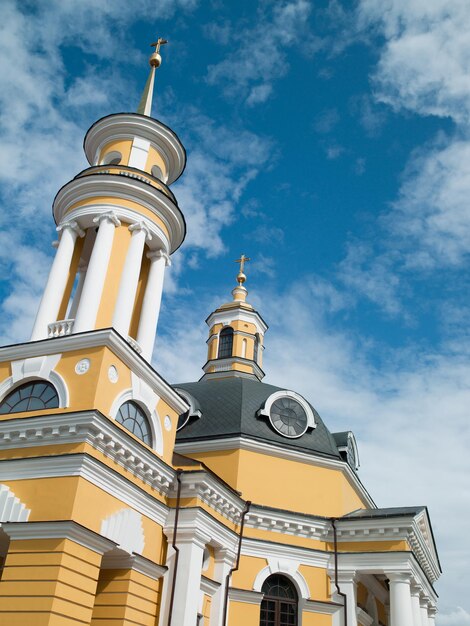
228, 588, 264, 605
253, 559, 310, 599
1, 520, 116, 554
0, 329, 189, 415
336, 431, 360, 471
303, 600, 342, 615
0, 411, 174, 501
257, 389, 317, 438
0, 484, 30, 522
101, 551, 167, 580
100, 508, 145, 555
0, 453, 169, 527
206, 308, 268, 336
164, 507, 239, 555
357, 607, 374, 626
201, 576, 221, 596
245, 504, 330, 541
175, 436, 375, 508
242, 538, 330, 569
173, 388, 202, 431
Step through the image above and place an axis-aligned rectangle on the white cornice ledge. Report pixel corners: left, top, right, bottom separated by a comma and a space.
303, 599, 342, 615
228, 588, 265, 605
0, 329, 189, 414
102, 552, 167, 579
245, 505, 330, 541
0, 411, 174, 495
1, 520, 116, 554
201, 575, 221, 596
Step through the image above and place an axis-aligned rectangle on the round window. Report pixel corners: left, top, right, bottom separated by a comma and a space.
269, 397, 308, 438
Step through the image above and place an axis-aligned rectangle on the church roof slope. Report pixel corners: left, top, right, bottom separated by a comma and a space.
174, 376, 341, 460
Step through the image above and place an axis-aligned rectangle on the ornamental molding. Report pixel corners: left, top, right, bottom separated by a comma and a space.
0, 329, 189, 415
334, 514, 441, 584
174, 436, 375, 508
206, 308, 268, 336
244, 504, 330, 541
357, 607, 374, 626
0, 484, 30, 522
169, 470, 245, 522
53, 175, 185, 253
257, 389, 317, 437
164, 506, 239, 555
83, 113, 186, 185
0, 411, 174, 497
302, 599, 342, 615
1, 520, 116, 555
100, 508, 145, 555
101, 551, 167, 580
57, 220, 85, 238
0, 453, 169, 527
202, 356, 265, 380
200, 575, 221, 596
241, 537, 330, 569
228, 588, 264, 605
253, 558, 310, 599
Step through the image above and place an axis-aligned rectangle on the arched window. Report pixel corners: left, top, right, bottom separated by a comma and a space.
0, 381, 59, 415
253, 333, 260, 363
260, 575, 298, 626
116, 401, 152, 445
218, 327, 233, 359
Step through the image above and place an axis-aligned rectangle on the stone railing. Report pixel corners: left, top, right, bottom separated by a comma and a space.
48, 319, 74, 338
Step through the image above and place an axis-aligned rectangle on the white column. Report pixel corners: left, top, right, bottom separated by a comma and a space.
170, 535, 205, 626
388, 573, 414, 626
420, 597, 431, 626
74, 212, 120, 333
411, 585, 423, 626
335, 571, 358, 626
112, 221, 151, 338
68, 264, 87, 319
136, 249, 170, 360
31, 220, 84, 340
210, 548, 236, 626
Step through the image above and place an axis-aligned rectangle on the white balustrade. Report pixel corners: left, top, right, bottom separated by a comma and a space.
47, 319, 74, 338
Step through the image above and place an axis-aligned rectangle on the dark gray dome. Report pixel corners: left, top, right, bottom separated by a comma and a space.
174, 377, 341, 460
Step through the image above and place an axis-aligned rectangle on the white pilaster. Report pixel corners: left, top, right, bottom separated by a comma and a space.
31, 220, 84, 340
427, 606, 437, 626
170, 534, 206, 626
136, 250, 169, 360
411, 585, 423, 626
388, 573, 414, 626
210, 548, 236, 626
74, 212, 120, 333
335, 571, 358, 626
112, 221, 151, 338
420, 597, 431, 626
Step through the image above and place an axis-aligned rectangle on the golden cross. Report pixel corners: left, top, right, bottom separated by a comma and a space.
235, 254, 251, 274
150, 37, 168, 55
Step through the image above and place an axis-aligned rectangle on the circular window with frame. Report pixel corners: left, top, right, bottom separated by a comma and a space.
269, 396, 309, 438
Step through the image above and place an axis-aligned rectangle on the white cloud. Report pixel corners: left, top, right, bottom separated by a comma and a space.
438, 607, 470, 625
206, 0, 315, 105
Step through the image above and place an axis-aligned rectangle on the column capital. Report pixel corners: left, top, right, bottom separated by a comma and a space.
214, 547, 237, 566
419, 595, 431, 609
332, 569, 357, 584
387, 572, 412, 584
428, 605, 438, 617
93, 211, 121, 227
57, 219, 85, 238
129, 220, 152, 240
147, 248, 171, 266
410, 582, 422, 597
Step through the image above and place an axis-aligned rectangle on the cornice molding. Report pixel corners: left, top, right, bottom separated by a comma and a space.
53, 174, 185, 253
164, 506, 239, 554
244, 504, 330, 541
1, 520, 116, 554
174, 436, 375, 508
0, 329, 189, 414
102, 552, 167, 579
303, 599, 342, 615
206, 307, 268, 335
228, 588, 264, 605
241, 537, 330, 569
0, 453, 169, 527
200, 575, 221, 596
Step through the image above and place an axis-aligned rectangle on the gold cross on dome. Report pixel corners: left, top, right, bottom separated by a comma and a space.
150, 37, 168, 54
235, 254, 251, 274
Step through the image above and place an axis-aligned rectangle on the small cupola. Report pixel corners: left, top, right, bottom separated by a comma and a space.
202, 255, 268, 380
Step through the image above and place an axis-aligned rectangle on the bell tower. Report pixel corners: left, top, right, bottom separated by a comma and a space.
30, 40, 185, 361
203, 255, 268, 380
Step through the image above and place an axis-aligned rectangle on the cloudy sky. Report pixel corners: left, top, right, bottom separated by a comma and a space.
0, 0, 469, 622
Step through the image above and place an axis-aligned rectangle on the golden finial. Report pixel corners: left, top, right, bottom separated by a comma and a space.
235, 254, 251, 286
149, 37, 168, 68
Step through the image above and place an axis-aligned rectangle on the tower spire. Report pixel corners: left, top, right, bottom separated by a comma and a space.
137, 37, 168, 117
233, 254, 251, 303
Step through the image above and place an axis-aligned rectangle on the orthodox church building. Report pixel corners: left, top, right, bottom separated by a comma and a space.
0, 42, 440, 626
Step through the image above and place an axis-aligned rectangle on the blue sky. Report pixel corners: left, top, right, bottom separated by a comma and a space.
0, 1, 469, 622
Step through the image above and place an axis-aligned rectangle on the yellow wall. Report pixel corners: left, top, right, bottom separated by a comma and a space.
99, 139, 133, 166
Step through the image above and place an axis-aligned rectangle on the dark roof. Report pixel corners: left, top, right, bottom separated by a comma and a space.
344, 506, 426, 519
332, 431, 349, 447
174, 376, 341, 459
